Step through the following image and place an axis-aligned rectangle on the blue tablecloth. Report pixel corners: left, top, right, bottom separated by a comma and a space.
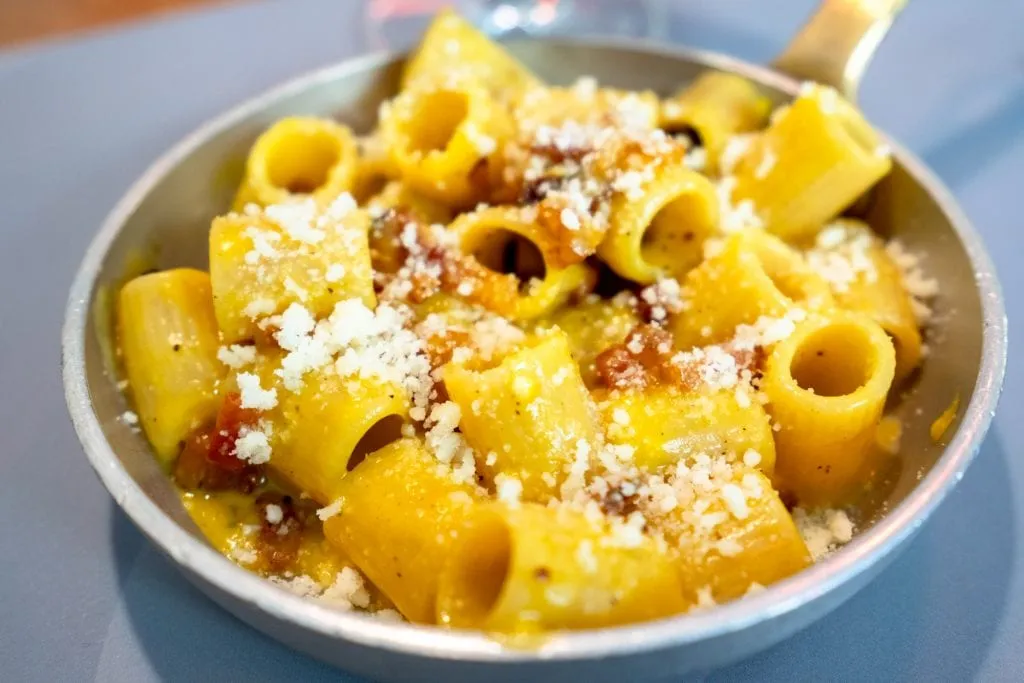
2, 1, 1021, 680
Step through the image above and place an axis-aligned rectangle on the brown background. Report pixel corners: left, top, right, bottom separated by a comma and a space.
0, 0, 234, 47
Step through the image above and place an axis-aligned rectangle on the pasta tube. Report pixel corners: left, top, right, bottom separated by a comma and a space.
598, 163, 720, 284
323, 438, 481, 623
728, 84, 892, 242
450, 205, 595, 320
444, 329, 600, 502
208, 200, 374, 343
660, 72, 771, 174
117, 269, 222, 462
232, 117, 358, 211
761, 311, 896, 505
270, 373, 409, 505
651, 465, 810, 603
672, 230, 833, 349
381, 80, 512, 206
401, 9, 539, 100
806, 219, 922, 382
600, 387, 775, 475
436, 502, 687, 632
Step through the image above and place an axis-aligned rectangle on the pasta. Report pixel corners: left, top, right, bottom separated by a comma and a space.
761, 312, 896, 504
116, 10, 933, 634
436, 502, 687, 631
118, 269, 223, 462
232, 117, 359, 211
444, 329, 599, 501
660, 71, 771, 175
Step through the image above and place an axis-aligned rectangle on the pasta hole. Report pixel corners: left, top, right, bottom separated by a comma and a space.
663, 124, 702, 148
440, 509, 511, 626
472, 229, 546, 293
347, 415, 404, 472
265, 128, 341, 195
641, 194, 712, 273
790, 323, 874, 397
406, 90, 468, 154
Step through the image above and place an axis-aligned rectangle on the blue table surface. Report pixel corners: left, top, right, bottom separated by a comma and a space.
2, 1, 1022, 680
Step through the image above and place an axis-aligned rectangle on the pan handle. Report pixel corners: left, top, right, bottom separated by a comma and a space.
772, 0, 908, 102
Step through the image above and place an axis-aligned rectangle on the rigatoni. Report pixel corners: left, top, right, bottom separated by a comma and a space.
444, 329, 599, 502
805, 219, 923, 382
436, 502, 687, 632
651, 464, 811, 604
726, 83, 892, 242
598, 163, 720, 284
599, 387, 776, 476
381, 80, 512, 206
117, 269, 222, 462
208, 197, 374, 343
660, 71, 771, 174
761, 311, 896, 505
401, 9, 539, 100
269, 372, 408, 504
232, 117, 358, 211
323, 438, 481, 624
672, 230, 833, 349
450, 205, 595, 320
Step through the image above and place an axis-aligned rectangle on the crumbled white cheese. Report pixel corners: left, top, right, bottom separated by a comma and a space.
264, 503, 284, 525
495, 474, 523, 507
317, 499, 344, 521
794, 507, 856, 561
218, 344, 257, 369
237, 372, 278, 411
234, 425, 272, 464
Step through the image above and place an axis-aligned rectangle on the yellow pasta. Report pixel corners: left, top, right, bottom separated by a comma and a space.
351, 131, 401, 203
727, 84, 892, 242
450, 205, 596, 320
269, 373, 408, 505
232, 117, 358, 211
364, 180, 453, 226
515, 82, 660, 131
381, 79, 513, 206
444, 329, 599, 501
761, 311, 896, 505
651, 466, 811, 604
208, 199, 374, 343
401, 9, 539, 99
436, 502, 687, 632
323, 438, 481, 623
536, 295, 639, 388
598, 163, 720, 284
672, 230, 833, 349
660, 72, 771, 174
117, 269, 222, 462
806, 219, 922, 382
120, 10, 925, 632
599, 387, 776, 475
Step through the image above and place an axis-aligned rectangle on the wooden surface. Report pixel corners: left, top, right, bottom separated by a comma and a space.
0, 0, 236, 47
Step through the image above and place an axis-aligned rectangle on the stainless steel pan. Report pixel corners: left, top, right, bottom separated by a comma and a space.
62, 1, 1007, 680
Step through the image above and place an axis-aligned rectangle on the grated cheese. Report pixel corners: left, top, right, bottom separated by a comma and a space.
794, 507, 855, 561
237, 372, 278, 411
317, 499, 344, 521
218, 344, 257, 369
264, 503, 283, 524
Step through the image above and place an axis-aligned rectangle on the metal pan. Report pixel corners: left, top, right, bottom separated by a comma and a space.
62, 1, 1007, 681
